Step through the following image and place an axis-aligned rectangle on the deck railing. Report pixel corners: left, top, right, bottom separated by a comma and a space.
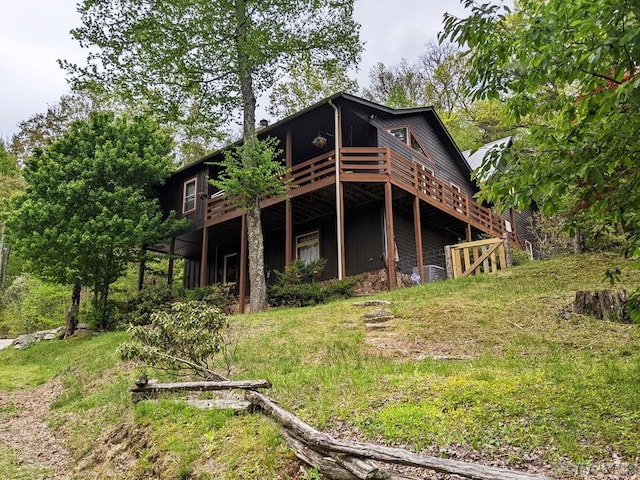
204, 147, 511, 241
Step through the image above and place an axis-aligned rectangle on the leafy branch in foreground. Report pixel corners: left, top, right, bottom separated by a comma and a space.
118, 301, 229, 380
210, 136, 290, 211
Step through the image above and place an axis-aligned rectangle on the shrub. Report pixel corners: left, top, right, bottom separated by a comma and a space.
116, 285, 183, 327
118, 301, 229, 379
509, 248, 531, 266
0, 275, 68, 335
268, 259, 357, 307
183, 283, 236, 314
625, 290, 640, 324
272, 258, 327, 285
321, 277, 358, 300
268, 282, 325, 307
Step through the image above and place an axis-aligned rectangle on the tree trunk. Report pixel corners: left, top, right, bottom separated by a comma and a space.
236, 0, 268, 312
64, 283, 81, 338
247, 204, 267, 311
572, 227, 582, 254
574, 289, 628, 322
137, 249, 146, 291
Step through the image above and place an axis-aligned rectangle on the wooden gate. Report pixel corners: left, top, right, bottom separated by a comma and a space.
445, 236, 511, 279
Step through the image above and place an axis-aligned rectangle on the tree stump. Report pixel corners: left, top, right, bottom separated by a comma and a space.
574, 289, 629, 323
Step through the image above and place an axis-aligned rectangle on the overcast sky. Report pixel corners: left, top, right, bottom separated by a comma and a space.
0, 0, 469, 141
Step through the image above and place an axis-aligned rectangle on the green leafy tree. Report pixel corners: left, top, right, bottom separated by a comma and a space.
362, 42, 516, 151
6, 112, 186, 332
65, 0, 362, 312
268, 55, 359, 119
442, 0, 640, 255
363, 60, 426, 108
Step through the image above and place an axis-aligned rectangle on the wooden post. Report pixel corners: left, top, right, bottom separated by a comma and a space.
503, 233, 512, 267
413, 196, 423, 281
339, 181, 346, 278
167, 238, 175, 286
466, 223, 472, 242
239, 214, 247, 313
200, 227, 208, 287
384, 181, 396, 290
285, 129, 293, 267
509, 208, 519, 246
444, 246, 453, 279
285, 199, 292, 267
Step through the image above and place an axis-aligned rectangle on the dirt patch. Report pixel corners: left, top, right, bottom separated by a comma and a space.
0, 379, 72, 479
364, 330, 474, 361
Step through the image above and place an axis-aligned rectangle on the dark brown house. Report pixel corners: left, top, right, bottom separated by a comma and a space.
156, 93, 531, 311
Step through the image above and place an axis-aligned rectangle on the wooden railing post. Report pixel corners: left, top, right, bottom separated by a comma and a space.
444, 245, 454, 279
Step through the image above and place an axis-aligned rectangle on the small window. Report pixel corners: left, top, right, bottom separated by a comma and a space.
182, 177, 197, 213
388, 127, 408, 143
296, 230, 320, 264
410, 133, 427, 157
386, 125, 432, 160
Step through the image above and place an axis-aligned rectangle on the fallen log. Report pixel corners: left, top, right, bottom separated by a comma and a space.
246, 390, 552, 480
281, 430, 360, 480
131, 379, 271, 402
282, 430, 420, 480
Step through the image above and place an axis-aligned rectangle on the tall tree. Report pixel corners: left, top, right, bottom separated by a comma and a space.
442, 0, 640, 255
268, 55, 358, 119
10, 91, 118, 166
65, 0, 362, 311
362, 42, 514, 151
6, 112, 186, 332
363, 60, 426, 108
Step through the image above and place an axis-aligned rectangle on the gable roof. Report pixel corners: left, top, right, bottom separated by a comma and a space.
462, 136, 513, 175
175, 92, 471, 177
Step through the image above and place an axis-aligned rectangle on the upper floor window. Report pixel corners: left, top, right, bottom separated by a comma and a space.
183, 177, 197, 213
386, 125, 431, 160
296, 230, 320, 264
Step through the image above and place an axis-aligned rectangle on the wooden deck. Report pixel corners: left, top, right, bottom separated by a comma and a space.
205, 147, 510, 241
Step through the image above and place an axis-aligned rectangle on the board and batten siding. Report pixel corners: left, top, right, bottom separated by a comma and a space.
162, 165, 210, 226
344, 203, 385, 276
393, 209, 458, 276
374, 115, 475, 197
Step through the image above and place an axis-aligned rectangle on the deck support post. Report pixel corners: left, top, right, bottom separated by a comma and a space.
413, 196, 424, 283
167, 238, 175, 286
285, 199, 292, 267
384, 181, 396, 290
199, 227, 209, 287
466, 223, 472, 242
239, 214, 247, 313
285, 129, 293, 267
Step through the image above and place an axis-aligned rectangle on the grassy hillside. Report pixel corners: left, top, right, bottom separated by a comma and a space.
1, 252, 639, 479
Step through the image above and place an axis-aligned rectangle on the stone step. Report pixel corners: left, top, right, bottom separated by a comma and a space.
363, 310, 394, 323
353, 300, 391, 307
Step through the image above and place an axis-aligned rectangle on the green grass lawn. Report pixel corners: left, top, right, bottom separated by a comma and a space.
1, 252, 639, 479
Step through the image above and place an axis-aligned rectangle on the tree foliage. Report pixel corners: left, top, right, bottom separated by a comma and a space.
6, 112, 186, 328
362, 42, 515, 151
118, 301, 229, 380
268, 55, 358, 119
210, 137, 289, 210
65, 0, 362, 313
442, 0, 640, 255
65, 0, 362, 139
